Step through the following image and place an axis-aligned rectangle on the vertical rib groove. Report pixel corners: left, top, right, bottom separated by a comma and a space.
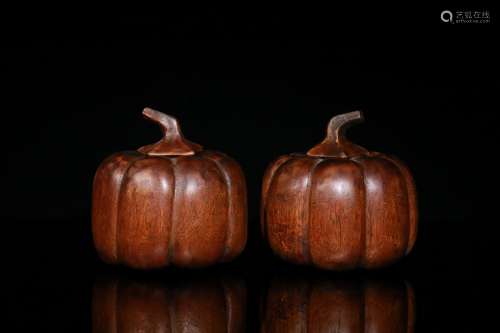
264, 157, 296, 252
203, 154, 232, 259
378, 154, 412, 254
351, 157, 367, 267
167, 157, 177, 264
261, 155, 293, 239
115, 156, 144, 263
304, 159, 323, 263
164, 157, 176, 266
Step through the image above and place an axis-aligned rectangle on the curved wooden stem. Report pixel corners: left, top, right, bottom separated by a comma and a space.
138, 108, 203, 156
325, 111, 364, 143
307, 111, 367, 157
143, 108, 183, 138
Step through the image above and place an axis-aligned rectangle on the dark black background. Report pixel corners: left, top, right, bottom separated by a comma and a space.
3, 6, 499, 331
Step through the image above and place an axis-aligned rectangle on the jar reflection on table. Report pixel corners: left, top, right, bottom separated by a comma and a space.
92, 272, 246, 333
261, 275, 415, 333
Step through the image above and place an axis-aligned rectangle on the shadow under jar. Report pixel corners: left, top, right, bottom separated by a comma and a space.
261, 111, 417, 270
92, 108, 247, 269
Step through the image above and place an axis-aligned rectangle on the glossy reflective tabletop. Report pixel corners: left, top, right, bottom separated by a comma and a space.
6, 219, 496, 332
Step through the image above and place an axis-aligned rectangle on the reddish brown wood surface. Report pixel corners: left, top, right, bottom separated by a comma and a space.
261, 111, 417, 269
93, 275, 246, 332
92, 108, 247, 269
261, 276, 415, 333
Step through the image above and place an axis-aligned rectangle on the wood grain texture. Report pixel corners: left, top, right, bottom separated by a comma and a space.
380, 154, 418, 254
261, 111, 417, 270
353, 154, 410, 268
93, 275, 246, 333
260, 155, 292, 238
265, 157, 319, 264
261, 276, 415, 333
92, 109, 247, 269
309, 159, 365, 269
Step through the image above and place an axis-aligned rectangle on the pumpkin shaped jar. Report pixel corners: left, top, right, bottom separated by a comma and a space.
261, 111, 417, 269
92, 108, 247, 269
